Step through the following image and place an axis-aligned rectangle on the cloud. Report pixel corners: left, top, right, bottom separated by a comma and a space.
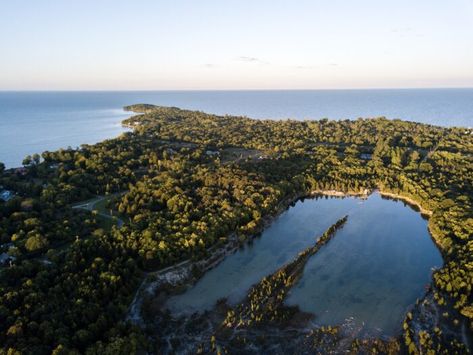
238, 56, 259, 62
203, 63, 217, 68
236, 56, 269, 65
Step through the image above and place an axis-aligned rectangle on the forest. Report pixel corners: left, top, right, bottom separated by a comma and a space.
0, 105, 472, 354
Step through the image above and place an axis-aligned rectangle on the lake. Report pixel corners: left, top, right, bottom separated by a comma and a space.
1, 89, 473, 168
165, 193, 443, 336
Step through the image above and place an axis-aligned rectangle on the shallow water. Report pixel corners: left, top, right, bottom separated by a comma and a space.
165, 193, 442, 336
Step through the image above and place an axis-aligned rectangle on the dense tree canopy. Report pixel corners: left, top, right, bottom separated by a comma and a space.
0, 105, 471, 353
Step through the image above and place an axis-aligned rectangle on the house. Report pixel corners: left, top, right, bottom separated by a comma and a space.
0, 252, 16, 266
0, 190, 14, 202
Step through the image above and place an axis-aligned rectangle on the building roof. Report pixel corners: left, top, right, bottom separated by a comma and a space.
0, 190, 14, 201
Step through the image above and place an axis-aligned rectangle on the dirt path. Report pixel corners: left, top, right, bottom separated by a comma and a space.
418, 132, 447, 167
72, 194, 125, 227
72, 196, 104, 211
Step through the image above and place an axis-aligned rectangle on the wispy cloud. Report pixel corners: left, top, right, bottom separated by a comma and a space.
203, 63, 217, 68
237, 56, 269, 65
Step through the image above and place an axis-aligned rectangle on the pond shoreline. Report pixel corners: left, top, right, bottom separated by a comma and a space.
126, 189, 313, 325
126, 188, 434, 325
377, 191, 433, 216
312, 188, 433, 217
126, 187, 455, 352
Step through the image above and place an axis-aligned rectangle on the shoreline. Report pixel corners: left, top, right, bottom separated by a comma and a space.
1, 108, 133, 170
310, 189, 371, 198
126, 190, 310, 324
127, 187, 452, 352
126, 187, 434, 325
377, 190, 433, 216
311, 188, 433, 216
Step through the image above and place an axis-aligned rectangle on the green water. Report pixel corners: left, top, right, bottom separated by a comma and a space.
165, 193, 442, 336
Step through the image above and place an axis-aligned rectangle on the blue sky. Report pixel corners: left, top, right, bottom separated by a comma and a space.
1, 0, 472, 90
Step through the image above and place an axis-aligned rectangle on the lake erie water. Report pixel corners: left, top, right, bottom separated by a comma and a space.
165, 193, 443, 336
0, 89, 472, 167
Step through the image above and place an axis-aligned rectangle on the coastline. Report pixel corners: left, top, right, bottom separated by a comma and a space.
1, 107, 133, 170
2, 101, 471, 353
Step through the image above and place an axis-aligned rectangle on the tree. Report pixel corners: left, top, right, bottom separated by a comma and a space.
22, 155, 32, 167
25, 234, 49, 252
32, 153, 41, 165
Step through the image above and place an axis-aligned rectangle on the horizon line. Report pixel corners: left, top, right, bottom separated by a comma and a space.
1, 86, 473, 93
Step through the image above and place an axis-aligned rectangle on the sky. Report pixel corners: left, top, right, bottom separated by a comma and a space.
1, 0, 473, 90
